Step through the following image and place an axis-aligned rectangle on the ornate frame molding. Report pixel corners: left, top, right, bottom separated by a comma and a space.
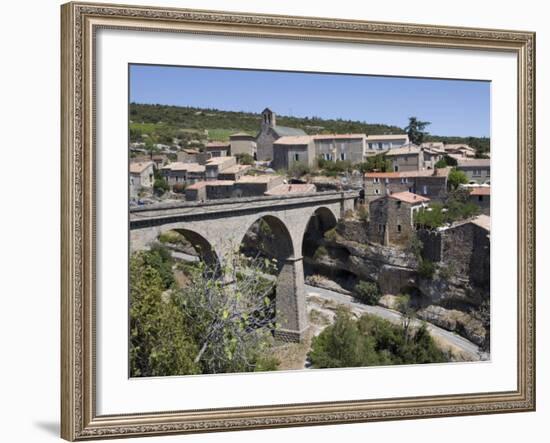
61, 2, 536, 440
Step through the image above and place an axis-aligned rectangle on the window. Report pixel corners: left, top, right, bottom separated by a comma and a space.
422, 185, 428, 195
397, 224, 402, 233
368, 143, 374, 149
385, 178, 389, 184
373, 177, 380, 184
378, 143, 383, 150
478, 195, 484, 202
294, 153, 300, 161
473, 169, 481, 177
394, 165, 399, 172
400, 178, 408, 184
375, 189, 380, 195
340, 152, 346, 161
396, 201, 401, 208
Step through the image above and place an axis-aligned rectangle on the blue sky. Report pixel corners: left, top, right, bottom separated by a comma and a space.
130, 64, 490, 137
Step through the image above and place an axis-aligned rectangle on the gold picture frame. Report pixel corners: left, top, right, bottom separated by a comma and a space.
61, 1, 536, 440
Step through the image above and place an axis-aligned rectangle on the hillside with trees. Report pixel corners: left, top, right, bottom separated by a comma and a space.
129, 103, 490, 156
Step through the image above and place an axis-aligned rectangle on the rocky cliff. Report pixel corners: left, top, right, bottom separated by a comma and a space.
306, 217, 490, 348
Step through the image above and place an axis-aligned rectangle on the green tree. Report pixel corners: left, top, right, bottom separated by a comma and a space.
308, 309, 448, 368
448, 168, 468, 189
174, 253, 278, 374
405, 116, 431, 145
353, 281, 381, 305
153, 177, 170, 196
129, 251, 200, 377
357, 154, 391, 173
235, 153, 255, 165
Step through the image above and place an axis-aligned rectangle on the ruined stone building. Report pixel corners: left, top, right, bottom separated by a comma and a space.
367, 191, 430, 247
469, 186, 491, 215
129, 161, 154, 199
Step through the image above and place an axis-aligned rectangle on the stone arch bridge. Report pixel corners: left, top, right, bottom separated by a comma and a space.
130, 190, 359, 341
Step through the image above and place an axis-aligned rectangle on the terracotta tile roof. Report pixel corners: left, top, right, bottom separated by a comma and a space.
365, 168, 450, 179
457, 158, 491, 167
384, 145, 421, 156
129, 161, 154, 174
313, 133, 365, 140
388, 191, 430, 204
236, 175, 283, 183
471, 214, 490, 231
186, 180, 235, 190
366, 134, 409, 141
205, 156, 234, 166
470, 186, 491, 196
162, 162, 205, 172
273, 135, 312, 145
264, 183, 316, 195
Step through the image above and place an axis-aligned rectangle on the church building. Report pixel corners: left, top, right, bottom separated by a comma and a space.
256, 108, 307, 161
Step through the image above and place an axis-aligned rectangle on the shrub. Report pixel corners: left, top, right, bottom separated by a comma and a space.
308, 309, 448, 368
357, 205, 369, 221
288, 161, 311, 178
353, 281, 381, 306
448, 168, 468, 189
236, 153, 254, 165
158, 230, 184, 245
153, 177, 169, 196
324, 228, 338, 242
435, 158, 448, 169
408, 234, 423, 258
313, 245, 329, 260
417, 259, 435, 279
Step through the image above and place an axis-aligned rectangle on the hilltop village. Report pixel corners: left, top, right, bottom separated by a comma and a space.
129, 106, 491, 370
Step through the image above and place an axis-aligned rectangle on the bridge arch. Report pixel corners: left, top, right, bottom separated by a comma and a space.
301, 206, 338, 258
238, 214, 306, 341
168, 228, 220, 268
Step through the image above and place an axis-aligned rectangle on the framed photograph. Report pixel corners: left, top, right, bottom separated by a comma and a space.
61, 1, 536, 440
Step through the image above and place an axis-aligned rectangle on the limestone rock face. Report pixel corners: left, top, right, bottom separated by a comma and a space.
417, 305, 486, 346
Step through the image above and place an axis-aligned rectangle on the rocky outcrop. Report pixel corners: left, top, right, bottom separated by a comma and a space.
306, 218, 490, 347
416, 305, 486, 346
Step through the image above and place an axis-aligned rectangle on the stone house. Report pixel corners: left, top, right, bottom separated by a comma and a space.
129, 161, 154, 199
185, 180, 236, 201
385, 145, 423, 172
364, 168, 450, 203
233, 175, 285, 197
217, 164, 252, 181
469, 186, 491, 215
365, 134, 409, 154
457, 158, 491, 184
177, 149, 210, 164
313, 134, 366, 164
444, 144, 476, 158
271, 135, 316, 171
205, 141, 230, 157
229, 132, 257, 158
256, 108, 307, 161
367, 191, 430, 247
160, 162, 206, 187
205, 156, 237, 180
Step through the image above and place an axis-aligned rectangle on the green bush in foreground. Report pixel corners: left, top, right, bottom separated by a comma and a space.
308, 309, 448, 368
353, 281, 381, 306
